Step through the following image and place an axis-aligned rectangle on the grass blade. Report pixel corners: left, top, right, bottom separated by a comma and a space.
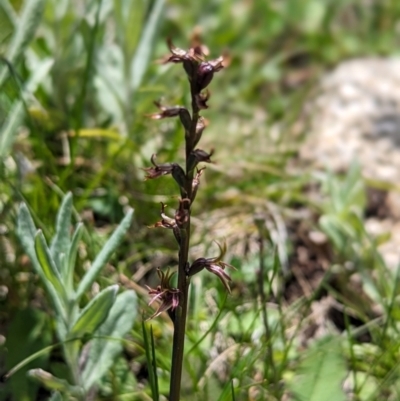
142, 322, 159, 401
0, 0, 15, 44
17, 204, 67, 326
130, 0, 165, 92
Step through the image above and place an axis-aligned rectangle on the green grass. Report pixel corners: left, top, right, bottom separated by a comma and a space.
1, 0, 400, 400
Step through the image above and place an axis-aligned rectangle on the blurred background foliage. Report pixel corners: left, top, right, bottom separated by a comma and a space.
1, 0, 400, 400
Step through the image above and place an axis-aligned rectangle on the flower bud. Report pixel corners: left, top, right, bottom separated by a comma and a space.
171, 164, 187, 190
195, 91, 210, 110
187, 149, 214, 172
179, 108, 192, 132
196, 62, 214, 91
175, 198, 190, 229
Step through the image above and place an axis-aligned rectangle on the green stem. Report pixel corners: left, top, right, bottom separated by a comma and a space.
257, 235, 276, 386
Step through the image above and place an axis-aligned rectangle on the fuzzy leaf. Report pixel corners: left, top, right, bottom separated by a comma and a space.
69, 285, 118, 338
48, 391, 63, 401
289, 337, 347, 401
28, 369, 82, 397
66, 222, 84, 293
0, 0, 45, 85
17, 204, 67, 331
0, 99, 24, 159
50, 192, 73, 275
35, 230, 65, 298
76, 208, 133, 299
81, 290, 137, 390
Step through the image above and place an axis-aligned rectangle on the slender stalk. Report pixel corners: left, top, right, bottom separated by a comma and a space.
257, 234, 275, 381
169, 79, 200, 401
144, 38, 227, 400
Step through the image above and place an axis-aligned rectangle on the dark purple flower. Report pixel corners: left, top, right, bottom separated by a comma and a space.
146, 268, 180, 320
188, 242, 235, 293
142, 154, 176, 180
146, 101, 187, 120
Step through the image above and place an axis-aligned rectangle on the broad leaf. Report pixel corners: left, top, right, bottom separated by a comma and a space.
35, 230, 65, 299
17, 204, 66, 324
69, 285, 118, 338
28, 369, 82, 397
81, 290, 137, 390
66, 222, 84, 293
48, 391, 63, 401
289, 337, 347, 401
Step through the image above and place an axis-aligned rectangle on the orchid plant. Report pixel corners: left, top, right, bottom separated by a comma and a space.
143, 36, 232, 400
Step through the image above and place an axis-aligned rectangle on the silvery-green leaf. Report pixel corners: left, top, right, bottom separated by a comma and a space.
69, 285, 118, 338
35, 230, 65, 299
28, 369, 82, 397
0, 99, 24, 159
81, 290, 137, 390
66, 222, 84, 293
0, 0, 45, 85
48, 391, 63, 401
17, 204, 66, 324
50, 192, 73, 274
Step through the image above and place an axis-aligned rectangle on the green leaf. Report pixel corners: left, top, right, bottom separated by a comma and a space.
142, 322, 159, 401
28, 369, 82, 396
81, 290, 137, 391
130, 0, 164, 92
35, 230, 65, 299
76, 208, 133, 299
50, 192, 73, 275
0, 56, 53, 159
113, 0, 145, 62
69, 285, 118, 338
0, 0, 45, 85
0, 0, 14, 44
48, 391, 63, 401
66, 222, 84, 293
17, 204, 67, 331
17, 203, 38, 254
4, 308, 52, 401
0, 99, 24, 159
289, 337, 347, 401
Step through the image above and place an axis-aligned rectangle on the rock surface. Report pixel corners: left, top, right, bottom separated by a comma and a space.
300, 58, 400, 269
